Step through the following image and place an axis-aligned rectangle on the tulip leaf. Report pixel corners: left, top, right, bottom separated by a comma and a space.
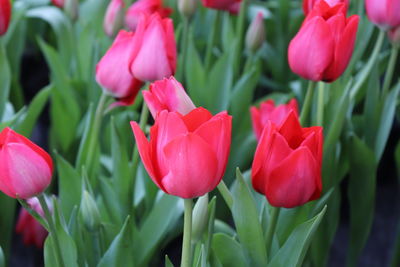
275, 205, 310, 247
0, 45, 11, 121
0, 246, 4, 267
0, 195, 15, 263
232, 169, 268, 267
347, 135, 376, 267
98, 176, 124, 225
165, 255, 174, 267
97, 216, 135, 267
212, 233, 249, 267
268, 206, 327, 267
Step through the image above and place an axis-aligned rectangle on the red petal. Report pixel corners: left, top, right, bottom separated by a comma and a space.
182, 107, 213, 132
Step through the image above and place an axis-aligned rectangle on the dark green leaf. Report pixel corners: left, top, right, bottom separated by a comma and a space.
0, 45, 11, 121
212, 233, 248, 267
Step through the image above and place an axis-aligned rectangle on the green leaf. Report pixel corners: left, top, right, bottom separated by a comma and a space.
232, 169, 268, 267
212, 233, 248, 267
0, 45, 11, 121
347, 135, 376, 267
97, 216, 135, 267
165, 255, 174, 267
268, 206, 327, 267
0, 195, 15, 263
0, 246, 4, 267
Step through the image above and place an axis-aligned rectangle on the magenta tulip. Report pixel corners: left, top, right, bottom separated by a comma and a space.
104, 0, 125, 37
125, 0, 172, 31
365, 0, 400, 30
303, 0, 348, 15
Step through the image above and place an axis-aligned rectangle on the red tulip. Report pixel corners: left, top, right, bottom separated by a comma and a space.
129, 13, 177, 82
365, 0, 400, 30
16, 197, 50, 248
96, 30, 144, 107
288, 1, 359, 82
131, 107, 232, 198
125, 0, 172, 31
104, 0, 125, 37
251, 111, 323, 208
51, 0, 64, 8
201, 0, 241, 13
0, 0, 11, 36
303, 0, 348, 15
0, 128, 53, 199
250, 99, 299, 141
143, 76, 196, 118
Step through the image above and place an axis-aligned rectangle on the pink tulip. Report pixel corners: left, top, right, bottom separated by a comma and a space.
288, 1, 359, 82
16, 197, 50, 248
365, 0, 400, 30
104, 0, 125, 37
96, 30, 144, 106
0, 0, 11, 36
250, 99, 299, 141
125, 0, 172, 31
245, 12, 265, 52
129, 13, 177, 82
131, 108, 232, 198
143, 76, 196, 118
201, 0, 241, 12
303, 0, 348, 15
0, 128, 53, 199
51, 0, 64, 8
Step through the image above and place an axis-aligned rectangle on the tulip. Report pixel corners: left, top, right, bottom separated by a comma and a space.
125, 0, 172, 31
15, 197, 50, 248
0, 128, 53, 199
131, 107, 232, 198
365, 0, 400, 30
178, 0, 197, 18
389, 26, 400, 46
288, 1, 359, 82
251, 111, 323, 208
201, 0, 241, 13
0, 0, 11, 36
245, 12, 265, 52
250, 99, 299, 141
129, 13, 177, 82
96, 30, 144, 106
143, 76, 196, 118
303, 0, 348, 15
51, 0, 64, 8
104, 0, 125, 37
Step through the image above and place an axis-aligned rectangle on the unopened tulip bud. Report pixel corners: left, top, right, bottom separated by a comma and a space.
191, 194, 209, 243
178, 0, 197, 18
0, 0, 11, 36
245, 12, 265, 52
64, 0, 79, 21
389, 26, 400, 47
104, 0, 125, 37
80, 191, 101, 231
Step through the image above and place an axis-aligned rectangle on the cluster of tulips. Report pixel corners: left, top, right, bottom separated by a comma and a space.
0, 0, 399, 266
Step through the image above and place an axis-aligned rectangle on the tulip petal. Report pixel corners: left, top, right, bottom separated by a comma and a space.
250, 106, 262, 140
182, 107, 213, 132
288, 16, 334, 81
278, 110, 304, 149
162, 133, 218, 198
266, 147, 320, 208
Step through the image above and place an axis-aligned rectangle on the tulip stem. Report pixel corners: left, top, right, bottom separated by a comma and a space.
205, 11, 221, 71
264, 206, 280, 258
316, 82, 325, 126
382, 45, 399, 97
233, 0, 249, 78
300, 81, 316, 126
37, 195, 65, 267
217, 181, 233, 210
181, 199, 193, 267
350, 30, 385, 100
181, 16, 190, 85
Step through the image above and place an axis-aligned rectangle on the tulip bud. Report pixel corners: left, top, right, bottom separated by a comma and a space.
245, 12, 265, 52
0, 128, 53, 199
389, 26, 400, 47
80, 191, 101, 231
64, 0, 79, 21
191, 194, 209, 243
0, 0, 11, 36
125, 0, 172, 31
178, 0, 197, 18
104, 0, 125, 37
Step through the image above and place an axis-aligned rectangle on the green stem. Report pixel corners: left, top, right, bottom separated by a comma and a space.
264, 207, 280, 258
300, 81, 316, 126
217, 181, 233, 210
233, 0, 249, 78
243, 52, 255, 73
17, 198, 49, 231
181, 16, 190, 85
205, 11, 221, 71
316, 82, 325, 126
181, 199, 193, 267
37, 195, 65, 267
350, 30, 385, 100
382, 46, 399, 97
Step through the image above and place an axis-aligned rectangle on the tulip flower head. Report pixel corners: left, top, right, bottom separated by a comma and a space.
250, 99, 299, 141
143, 76, 196, 118
201, 0, 242, 13
252, 111, 323, 208
0, 128, 53, 199
104, 0, 125, 37
365, 0, 400, 30
125, 0, 172, 31
0, 0, 11, 36
96, 30, 144, 107
288, 1, 359, 82
303, 0, 348, 15
131, 107, 232, 198
51, 0, 64, 8
16, 197, 50, 248
245, 12, 266, 52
